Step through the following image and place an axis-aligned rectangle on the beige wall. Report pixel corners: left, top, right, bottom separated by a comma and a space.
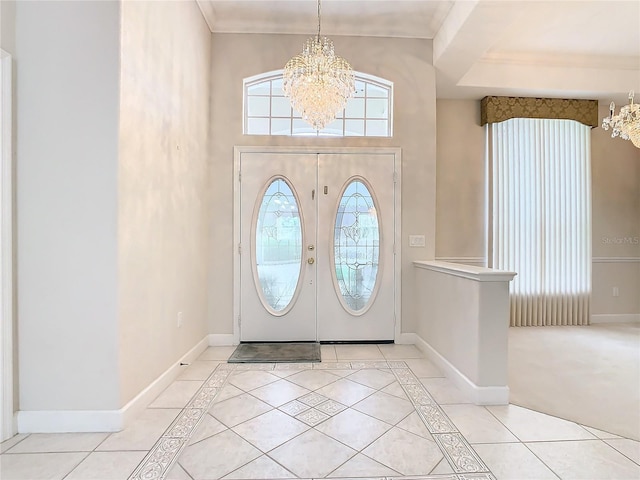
436, 99, 640, 317
118, 1, 212, 405
591, 102, 640, 316
15, 0, 214, 415
1, 0, 18, 416
208, 33, 436, 336
1, 0, 16, 54
414, 262, 513, 403
16, 0, 120, 411
436, 100, 486, 261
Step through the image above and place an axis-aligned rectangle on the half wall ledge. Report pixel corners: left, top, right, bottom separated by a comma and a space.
412, 260, 517, 405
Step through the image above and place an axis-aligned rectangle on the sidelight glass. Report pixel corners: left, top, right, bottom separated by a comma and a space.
333, 179, 380, 312
255, 178, 303, 313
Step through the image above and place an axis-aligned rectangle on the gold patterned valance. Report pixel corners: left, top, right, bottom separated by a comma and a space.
481, 96, 598, 127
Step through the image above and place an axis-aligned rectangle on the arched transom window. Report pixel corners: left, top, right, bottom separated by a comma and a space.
243, 70, 393, 137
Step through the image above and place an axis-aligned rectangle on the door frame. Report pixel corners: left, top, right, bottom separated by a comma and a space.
1, 49, 15, 441
233, 146, 402, 344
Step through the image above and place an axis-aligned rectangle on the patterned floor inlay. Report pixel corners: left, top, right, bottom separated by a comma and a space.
129, 361, 494, 480
128, 364, 235, 480
391, 367, 489, 474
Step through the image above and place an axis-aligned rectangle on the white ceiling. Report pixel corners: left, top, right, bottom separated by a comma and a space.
196, 0, 640, 103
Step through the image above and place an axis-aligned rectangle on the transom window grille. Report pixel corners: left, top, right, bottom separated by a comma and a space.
244, 70, 393, 137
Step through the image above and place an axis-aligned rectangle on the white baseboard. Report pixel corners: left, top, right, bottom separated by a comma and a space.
208, 334, 237, 346
590, 313, 640, 324
16, 410, 123, 433
120, 336, 210, 427
17, 336, 210, 433
412, 333, 509, 406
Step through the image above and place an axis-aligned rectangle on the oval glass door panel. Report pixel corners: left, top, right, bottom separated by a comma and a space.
254, 178, 303, 314
333, 179, 380, 313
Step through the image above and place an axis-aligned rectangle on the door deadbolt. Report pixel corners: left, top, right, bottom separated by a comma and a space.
308, 245, 315, 251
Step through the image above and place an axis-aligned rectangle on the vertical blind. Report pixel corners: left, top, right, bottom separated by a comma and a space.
491, 118, 591, 326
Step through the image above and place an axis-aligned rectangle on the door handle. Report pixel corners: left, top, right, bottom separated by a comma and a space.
307, 257, 315, 265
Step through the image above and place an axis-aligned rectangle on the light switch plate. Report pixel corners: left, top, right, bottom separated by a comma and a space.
409, 235, 425, 247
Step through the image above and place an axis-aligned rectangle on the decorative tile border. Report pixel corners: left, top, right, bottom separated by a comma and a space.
275, 362, 314, 370
390, 367, 490, 475
313, 361, 353, 369
164, 409, 204, 437
403, 383, 437, 405
322, 474, 494, 480
456, 473, 498, 480
393, 367, 421, 385
131, 437, 187, 480
433, 433, 489, 474
350, 361, 392, 369
128, 365, 233, 480
416, 404, 459, 434
129, 359, 493, 479
226, 360, 410, 371
233, 362, 274, 371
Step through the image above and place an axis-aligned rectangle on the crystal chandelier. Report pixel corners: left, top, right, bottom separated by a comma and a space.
283, 0, 355, 130
602, 91, 640, 148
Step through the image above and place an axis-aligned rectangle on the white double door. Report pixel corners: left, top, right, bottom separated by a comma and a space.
239, 150, 397, 342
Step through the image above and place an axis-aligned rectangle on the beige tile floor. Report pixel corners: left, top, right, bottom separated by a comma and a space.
1, 344, 639, 480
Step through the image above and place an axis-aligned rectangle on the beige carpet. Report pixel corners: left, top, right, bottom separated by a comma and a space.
508, 323, 640, 440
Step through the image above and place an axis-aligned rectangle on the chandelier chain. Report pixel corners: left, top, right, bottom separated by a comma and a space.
317, 0, 321, 40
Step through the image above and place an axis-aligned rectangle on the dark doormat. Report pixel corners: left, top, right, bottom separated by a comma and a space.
228, 342, 321, 363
